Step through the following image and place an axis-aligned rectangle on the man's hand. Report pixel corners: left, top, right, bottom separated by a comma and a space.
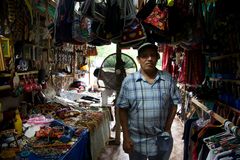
122, 137, 134, 153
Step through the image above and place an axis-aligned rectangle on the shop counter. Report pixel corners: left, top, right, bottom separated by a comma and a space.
90, 107, 110, 160
16, 107, 110, 160
21, 129, 91, 160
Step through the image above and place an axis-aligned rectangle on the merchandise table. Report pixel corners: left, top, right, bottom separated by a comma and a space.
17, 107, 110, 160
90, 107, 110, 160
26, 129, 91, 160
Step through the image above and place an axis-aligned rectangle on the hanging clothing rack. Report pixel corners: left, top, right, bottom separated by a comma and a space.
191, 97, 240, 138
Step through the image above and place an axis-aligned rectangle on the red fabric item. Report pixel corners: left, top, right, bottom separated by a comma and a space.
162, 44, 174, 72
192, 123, 223, 160
192, 142, 198, 160
178, 49, 204, 85
162, 44, 204, 85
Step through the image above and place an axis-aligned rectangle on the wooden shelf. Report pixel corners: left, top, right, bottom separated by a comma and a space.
210, 78, 240, 84
216, 100, 240, 114
210, 53, 240, 61
16, 71, 38, 76
0, 73, 11, 77
24, 43, 48, 49
53, 74, 74, 78
0, 85, 11, 90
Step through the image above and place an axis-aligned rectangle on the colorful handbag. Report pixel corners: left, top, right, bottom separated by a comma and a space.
119, 0, 146, 48
120, 18, 147, 48
143, 5, 169, 31
72, 11, 94, 43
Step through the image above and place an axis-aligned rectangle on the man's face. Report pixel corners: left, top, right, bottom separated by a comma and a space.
137, 48, 159, 71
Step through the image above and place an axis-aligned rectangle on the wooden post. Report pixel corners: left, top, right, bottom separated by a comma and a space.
73, 45, 77, 79
88, 56, 91, 85
114, 44, 126, 144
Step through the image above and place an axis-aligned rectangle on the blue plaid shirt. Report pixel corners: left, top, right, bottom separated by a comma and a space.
116, 70, 181, 156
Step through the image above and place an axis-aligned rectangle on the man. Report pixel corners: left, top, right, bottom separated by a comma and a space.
116, 43, 181, 160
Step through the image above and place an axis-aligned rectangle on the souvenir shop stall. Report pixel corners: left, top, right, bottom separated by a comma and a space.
0, 0, 111, 159
1, 0, 240, 159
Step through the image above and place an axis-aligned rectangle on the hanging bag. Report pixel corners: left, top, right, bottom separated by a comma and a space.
82, 0, 107, 22
137, 0, 156, 21
87, 20, 111, 46
54, 0, 75, 44
104, 0, 123, 41
119, 0, 147, 48
143, 5, 169, 31
92, 0, 107, 22
137, 0, 171, 43
120, 18, 146, 48
137, 0, 169, 31
72, 2, 94, 43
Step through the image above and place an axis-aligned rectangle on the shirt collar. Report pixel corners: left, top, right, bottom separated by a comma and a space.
135, 70, 166, 82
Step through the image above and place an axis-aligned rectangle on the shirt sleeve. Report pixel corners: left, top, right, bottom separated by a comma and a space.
170, 78, 182, 105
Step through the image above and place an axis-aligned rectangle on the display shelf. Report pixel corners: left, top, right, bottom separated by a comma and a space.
210, 78, 240, 84
215, 100, 240, 115
0, 73, 11, 77
53, 74, 74, 78
24, 43, 48, 50
0, 85, 11, 90
16, 71, 38, 76
210, 53, 240, 61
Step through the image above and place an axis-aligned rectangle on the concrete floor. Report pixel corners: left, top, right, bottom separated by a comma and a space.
98, 116, 184, 160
